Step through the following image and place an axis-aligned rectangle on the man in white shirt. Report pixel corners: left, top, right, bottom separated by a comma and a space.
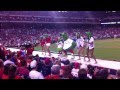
86, 32, 97, 64
29, 60, 44, 79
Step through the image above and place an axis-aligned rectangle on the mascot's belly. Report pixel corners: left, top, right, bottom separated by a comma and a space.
57, 45, 63, 51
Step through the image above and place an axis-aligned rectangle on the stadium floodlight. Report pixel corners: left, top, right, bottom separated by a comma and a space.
112, 11, 116, 12
101, 23, 108, 24
101, 22, 116, 24
58, 11, 67, 13
117, 22, 120, 24
109, 22, 116, 24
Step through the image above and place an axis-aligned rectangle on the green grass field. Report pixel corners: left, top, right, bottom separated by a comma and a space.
34, 38, 120, 61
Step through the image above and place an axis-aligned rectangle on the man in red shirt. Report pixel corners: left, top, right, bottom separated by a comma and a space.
40, 36, 45, 55
45, 34, 51, 56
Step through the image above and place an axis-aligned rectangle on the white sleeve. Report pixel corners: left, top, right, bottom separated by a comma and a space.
89, 37, 94, 43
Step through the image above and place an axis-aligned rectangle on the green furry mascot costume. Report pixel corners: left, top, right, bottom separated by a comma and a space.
62, 32, 76, 58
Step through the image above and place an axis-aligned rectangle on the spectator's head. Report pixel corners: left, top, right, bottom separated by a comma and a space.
20, 59, 27, 67
8, 64, 17, 79
12, 53, 17, 59
51, 65, 60, 75
74, 62, 80, 69
98, 69, 109, 79
6, 55, 12, 60
78, 69, 88, 79
4, 64, 11, 75
51, 57, 55, 61
54, 60, 61, 66
116, 70, 120, 79
30, 60, 37, 69
35, 54, 39, 57
45, 58, 51, 66
61, 59, 70, 66
87, 65, 95, 76
64, 60, 70, 65
34, 55, 40, 60
62, 65, 73, 79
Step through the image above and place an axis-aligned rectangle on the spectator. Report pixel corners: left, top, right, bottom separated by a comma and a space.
11, 53, 18, 65
2, 64, 11, 79
94, 68, 110, 79
16, 59, 30, 79
41, 58, 52, 77
116, 70, 120, 79
4, 55, 14, 66
71, 62, 80, 78
29, 60, 44, 79
26, 45, 34, 56
62, 60, 70, 65
45, 65, 60, 79
78, 69, 90, 79
92, 67, 101, 79
8, 64, 22, 79
87, 65, 95, 79
60, 65, 73, 79
99, 69, 110, 79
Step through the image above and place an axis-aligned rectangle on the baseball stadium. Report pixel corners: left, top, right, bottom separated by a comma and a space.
0, 11, 120, 79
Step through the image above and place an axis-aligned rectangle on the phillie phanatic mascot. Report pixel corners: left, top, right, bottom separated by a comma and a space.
61, 32, 76, 59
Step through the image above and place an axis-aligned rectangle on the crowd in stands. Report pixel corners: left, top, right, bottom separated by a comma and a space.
1, 13, 120, 23
0, 43, 119, 79
0, 15, 100, 23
